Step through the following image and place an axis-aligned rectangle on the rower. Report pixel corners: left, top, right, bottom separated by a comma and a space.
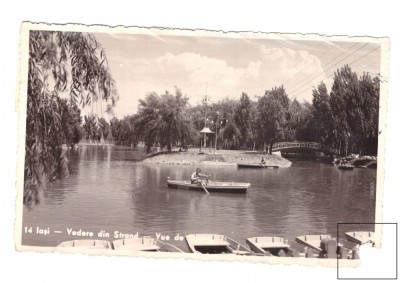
191, 168, 210, 184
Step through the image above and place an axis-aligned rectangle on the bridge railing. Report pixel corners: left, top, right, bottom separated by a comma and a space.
272, 141, 340, 155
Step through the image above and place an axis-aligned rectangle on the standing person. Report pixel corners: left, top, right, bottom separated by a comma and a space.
191, 168, 210, 184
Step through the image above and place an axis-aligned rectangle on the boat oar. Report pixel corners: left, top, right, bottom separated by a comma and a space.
200, 180, 210, 195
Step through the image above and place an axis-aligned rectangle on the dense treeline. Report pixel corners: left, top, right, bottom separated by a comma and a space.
109, 65, 379, 156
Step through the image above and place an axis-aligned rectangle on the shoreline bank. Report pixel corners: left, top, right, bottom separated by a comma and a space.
141, 149, 292, 168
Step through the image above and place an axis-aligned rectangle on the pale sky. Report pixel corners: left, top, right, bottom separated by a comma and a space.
90, 32, 381, 118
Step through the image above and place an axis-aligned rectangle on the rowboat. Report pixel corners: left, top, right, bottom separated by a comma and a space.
344, 231, 375, 246
185, 234, 252, 255
167, 179, 250, 193
295, 234, 332, 252
112, 237, 184, 252
237, 163, 279, 169
359, 160, 377, 169
246, 236, 298, 257
57, 239, 112, 249
337, 164, 355, 170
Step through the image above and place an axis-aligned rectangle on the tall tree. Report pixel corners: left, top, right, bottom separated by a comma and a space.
358, 74, 380, 154
329, 65, 380, 155
82, 114, 99, 141
257, 86, 290, 153
25, 30, 117, 207
135, 92, 163, 151
98, 117, 110, 141
136, 87, 196, 152
294, 101, 315, 142
330, 65, 358, 155
285, 99, 312, 142
209, 98, 238, 149
311, 82, 335, 145
234, 92, 254, 149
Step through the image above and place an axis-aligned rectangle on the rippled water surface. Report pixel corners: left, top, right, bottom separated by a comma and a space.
22, 145, 377, 251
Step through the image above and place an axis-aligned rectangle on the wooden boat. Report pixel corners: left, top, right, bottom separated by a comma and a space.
237, 163, 279, 169
112, 237, 184, 252
57, 239, 112, 249
246, 236, 298, 257
167, 179, 250, 193
185, 234, 252, 255
359, 160, 377, 169
344, 231, 375, 245
295, 234, 332, 252
337, 164, 355, 170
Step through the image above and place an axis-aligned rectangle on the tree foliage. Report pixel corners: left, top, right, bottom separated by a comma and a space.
130, 69, 378, 155
311, 82, 335, 144
110, 115, 139, 146
168, 66, 378, 156
59, 98, 83, 145
82, 114, 100, 141
135, 88, 197, 152
233, 93, 256, 149
329, 65, 379, 155
25, 30, 117, 207
257, 86, 290, 153
98, 117, 110, 141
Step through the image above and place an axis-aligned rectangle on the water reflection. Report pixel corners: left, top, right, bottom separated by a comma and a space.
22, 145, 377, 249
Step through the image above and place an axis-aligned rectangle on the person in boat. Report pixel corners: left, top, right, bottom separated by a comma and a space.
191, 168, 210, 184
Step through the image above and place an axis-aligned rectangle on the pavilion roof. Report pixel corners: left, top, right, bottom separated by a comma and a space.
199, 127, 214, 134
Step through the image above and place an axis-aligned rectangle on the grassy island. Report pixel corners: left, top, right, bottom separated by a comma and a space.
142, 148, 292, 168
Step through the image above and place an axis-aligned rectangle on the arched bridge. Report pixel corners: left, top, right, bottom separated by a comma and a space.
272, 141, 340, 155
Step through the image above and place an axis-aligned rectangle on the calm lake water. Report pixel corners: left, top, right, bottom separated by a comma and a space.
22, 145, 377, 251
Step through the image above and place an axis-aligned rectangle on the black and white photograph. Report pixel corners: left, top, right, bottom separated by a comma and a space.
15, 22, 389, 267
2, 0, 400, 281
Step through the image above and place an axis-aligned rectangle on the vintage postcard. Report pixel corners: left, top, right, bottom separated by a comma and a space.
15, 22, 389, 267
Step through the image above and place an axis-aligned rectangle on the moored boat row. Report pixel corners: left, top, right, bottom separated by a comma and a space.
57, 237, 184, 252
333, 155, 377, 169
57, 230, 374, 259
